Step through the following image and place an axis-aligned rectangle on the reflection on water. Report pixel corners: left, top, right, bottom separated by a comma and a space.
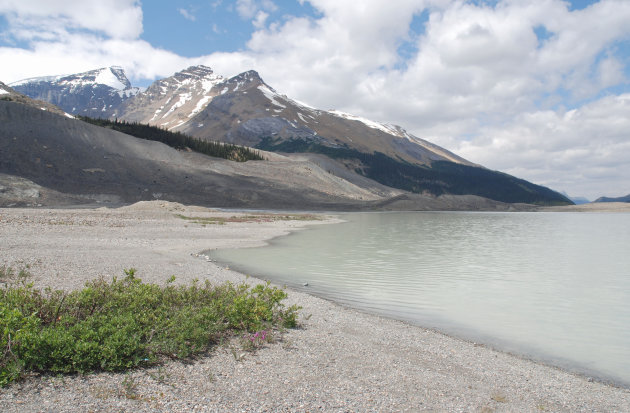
211, 212, 630, 386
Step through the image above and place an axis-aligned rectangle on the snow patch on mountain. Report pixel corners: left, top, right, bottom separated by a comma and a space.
0, 89, 8, 95
202, 78, 223, 93
326, 108, 465, 163
94, 68, 127, 90
12, 67, 134, 92
329, 110, 399, 136
117, 88, 142, 98
258, 85, 287, 109
9, 75, 63, 87
297, 112, 310, 123
162, 93, 192, 119
189, 95, 213, 117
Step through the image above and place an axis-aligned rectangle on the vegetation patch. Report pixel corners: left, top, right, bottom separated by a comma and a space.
77, 116, 264, 162
0, 268, 300, 387
176, 213, 321, 225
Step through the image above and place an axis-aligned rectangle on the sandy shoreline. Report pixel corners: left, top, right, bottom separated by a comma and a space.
1, 201, 629, 412
539, 202, 630, 213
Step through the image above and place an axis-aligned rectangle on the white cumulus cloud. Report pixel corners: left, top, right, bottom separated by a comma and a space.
0, 0, 143, 40
236, 0, 276, 20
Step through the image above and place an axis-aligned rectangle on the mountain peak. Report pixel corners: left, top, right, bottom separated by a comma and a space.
223, 70, 265, 92
9, 66, 138, 117
93, 66, 132, 90
173, 65, 222, 82
237, 70, 263, 82
10, 66, 133, 91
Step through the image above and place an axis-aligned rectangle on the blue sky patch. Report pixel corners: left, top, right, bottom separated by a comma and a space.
140, 0, 320, 57
533, 25, 554, 49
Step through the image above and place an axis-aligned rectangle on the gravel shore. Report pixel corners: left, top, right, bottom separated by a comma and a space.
1, 201, 628, 412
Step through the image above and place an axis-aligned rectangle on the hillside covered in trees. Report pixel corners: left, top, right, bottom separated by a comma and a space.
78, 116, 264, 162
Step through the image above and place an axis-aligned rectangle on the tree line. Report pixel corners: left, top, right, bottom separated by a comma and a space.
78, 116, 264, 162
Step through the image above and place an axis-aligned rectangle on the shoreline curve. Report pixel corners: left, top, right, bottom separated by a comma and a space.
1, 201, 628, 412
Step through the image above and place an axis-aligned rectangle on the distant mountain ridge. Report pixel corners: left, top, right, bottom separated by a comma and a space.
10, 66, 140, 118
1, 80, 69, 115
594, 194, 630, 203
8, 65, 573, 206
10, 65, 473, 168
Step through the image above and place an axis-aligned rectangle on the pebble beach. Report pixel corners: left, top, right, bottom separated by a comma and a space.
1, 201, 629, 412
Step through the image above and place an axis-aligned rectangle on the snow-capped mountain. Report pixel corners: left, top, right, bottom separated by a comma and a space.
106, 65, 470, 167
11, 64, 470, 167
10, 66, 140, 118
163, 68, 473, 167
7, 65, 571, 205
119, 65, 224, 129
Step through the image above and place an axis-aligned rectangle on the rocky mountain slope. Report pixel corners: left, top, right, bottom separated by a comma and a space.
119, 66, 472, 168
1, 81, 68, 115
10, 65, 473, 167
119, 65, 224, 129
10, 67, 140, 118
115, 67, 569, 205
0, 97, 396, 209
1, 95, 530, 210
9, 66, 572, 206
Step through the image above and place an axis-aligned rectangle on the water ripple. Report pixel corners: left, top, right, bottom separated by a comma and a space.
212, 211, 630, 386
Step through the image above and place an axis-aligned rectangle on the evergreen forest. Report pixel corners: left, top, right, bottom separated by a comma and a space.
78, 116, 264, 162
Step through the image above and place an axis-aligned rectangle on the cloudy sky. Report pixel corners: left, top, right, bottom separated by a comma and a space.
1, 0, 629, 200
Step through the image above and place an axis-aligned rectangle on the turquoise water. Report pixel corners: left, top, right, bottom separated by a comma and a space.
211, 212, 630, 386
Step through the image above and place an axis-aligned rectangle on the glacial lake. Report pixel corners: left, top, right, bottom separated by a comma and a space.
211, 212, 630, 386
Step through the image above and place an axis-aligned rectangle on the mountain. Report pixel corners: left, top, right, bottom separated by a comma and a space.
119, 65, 224, 129
116, 66, 569, 205
2, 94, 530, 211
10, 66, 140, 118
119, 66, 472, 168
594, 194, 630, 203
10, 65, 572, 206
0, 96, 394, 209
1, 81, 69, 115
164, 68, 571, 205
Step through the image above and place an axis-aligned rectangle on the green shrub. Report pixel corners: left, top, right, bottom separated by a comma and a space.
0, 268, 300, 386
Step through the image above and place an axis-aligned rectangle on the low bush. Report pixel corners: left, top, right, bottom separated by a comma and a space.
0, 268, 300, 386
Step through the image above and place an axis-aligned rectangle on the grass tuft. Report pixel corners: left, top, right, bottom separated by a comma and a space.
0, 267, 300, 386
176, 213, 321, 225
